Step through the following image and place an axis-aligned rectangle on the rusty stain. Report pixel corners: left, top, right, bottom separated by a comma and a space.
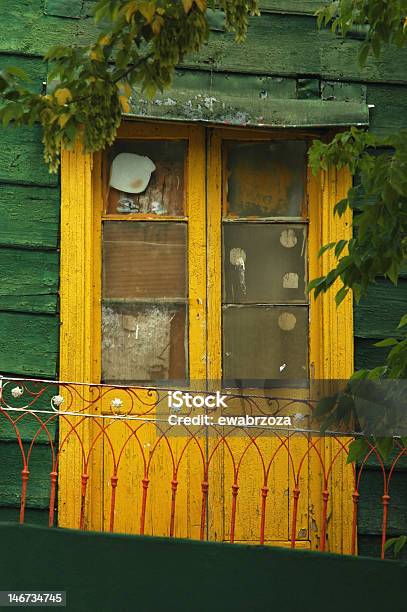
130, 178, 143, 189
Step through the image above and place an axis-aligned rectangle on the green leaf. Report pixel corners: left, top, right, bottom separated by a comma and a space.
335, 285, 349, 306
397, 313, 407, 329
6, 66, 30, 81
374, 338, 399, 348
359, 42, 371, 67
384, 537, 398, 553
315, 394, 337, 418
375, 437, 394, 461
334, 198, 348, 216
334, 239, 348, 258
394, 535, 407, 557
347, 438, 369, 464
318, 242, 336, 257
307, 277, 325, 293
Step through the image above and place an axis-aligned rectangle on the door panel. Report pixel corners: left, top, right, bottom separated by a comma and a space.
207, 129, 310, 543
100, 124, 206, 537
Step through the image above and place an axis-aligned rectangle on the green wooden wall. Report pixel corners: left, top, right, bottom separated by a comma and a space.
1, 0, 407, 552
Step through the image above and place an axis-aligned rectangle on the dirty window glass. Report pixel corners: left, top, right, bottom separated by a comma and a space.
102, 303, 187, 384
224, 141, 307, 218
102, 221, 188, 383
222, 305, 308, 384
103, 222, 187, 299
223, 223, 307, 304
106, 140, 186, 216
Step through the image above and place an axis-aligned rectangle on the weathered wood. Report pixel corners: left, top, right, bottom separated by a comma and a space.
0, 312, 59, 377
0, 507, 49, 525
260, 1, 324, 13
0, 412, 57, 444
358, 471, 407, 536
322, 80, 366, 103
354, 279, 407, 339
131, 90, 369, 128
0, 185, 59, 249
360, 450, 407, 473
0, 295, 57, 314
0, 442, 52, 508
182, 14, 407, 85
1, 0, 79, 56
358, 534, 407, 560
0, 54, 46, 93
44, 0, 82, 18
0, 248, 58, 314
354, 337, 389, 371
367, 83, 407, 136
0, 126, 58, 186
4, 3, 407, 85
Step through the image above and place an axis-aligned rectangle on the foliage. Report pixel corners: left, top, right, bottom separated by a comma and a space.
317, 0, 407, 65
0, 0, 259, 171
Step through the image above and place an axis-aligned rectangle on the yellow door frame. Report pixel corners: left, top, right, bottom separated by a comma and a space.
59, 120, 353, 550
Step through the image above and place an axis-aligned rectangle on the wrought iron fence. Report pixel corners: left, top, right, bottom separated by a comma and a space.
0, 376, 405, 558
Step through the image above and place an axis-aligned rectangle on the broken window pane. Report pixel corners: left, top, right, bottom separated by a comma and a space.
223, 223, 307, 304
222, 305, 308, 384
102, 303, 187, 384
106, 140, 187, 216
224, 141, 307, 218
103, 222, 187, 299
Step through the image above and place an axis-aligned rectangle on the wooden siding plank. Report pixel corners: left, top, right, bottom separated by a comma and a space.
0, 383, 58, 442
354, 279, 407, 339
354, 337, 389, 370
367, 83, 407, 136
0, 185, 59, 249
0, 442, 52, 508
260, 1, 324, 13
0, 295, 57, 314
0, 312, 59, 377
0, 126, 58, 187
2, 0, 79, 56
4, 4, 407, 85
0, 507, 49, 525
0, 248, 58, 314
182, 14, 407, 85
358, 471, 407, 536
0, 55, 46, 93
44, 0, 82, 19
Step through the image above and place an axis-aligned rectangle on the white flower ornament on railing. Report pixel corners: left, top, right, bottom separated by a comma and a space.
11, 386, 24, 399
111, 398, 123, 411
51, 395, 65, 410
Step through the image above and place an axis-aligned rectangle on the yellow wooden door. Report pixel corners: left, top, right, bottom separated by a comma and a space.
60, 121, 354, 551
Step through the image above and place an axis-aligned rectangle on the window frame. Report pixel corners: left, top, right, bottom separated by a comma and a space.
59, 120, 354, 548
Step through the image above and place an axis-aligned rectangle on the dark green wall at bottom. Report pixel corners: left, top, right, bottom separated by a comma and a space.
1, 523, 407, 612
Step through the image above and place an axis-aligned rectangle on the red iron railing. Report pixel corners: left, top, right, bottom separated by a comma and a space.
0, 376, 405, 558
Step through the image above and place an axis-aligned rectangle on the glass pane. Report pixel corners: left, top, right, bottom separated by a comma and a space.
102, 303, 187, 384
225, 141, 307, 217
103, 222, 187, 299
223, 223, 307, 304
106, 140, 186, 215
222, 305, 308, 383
